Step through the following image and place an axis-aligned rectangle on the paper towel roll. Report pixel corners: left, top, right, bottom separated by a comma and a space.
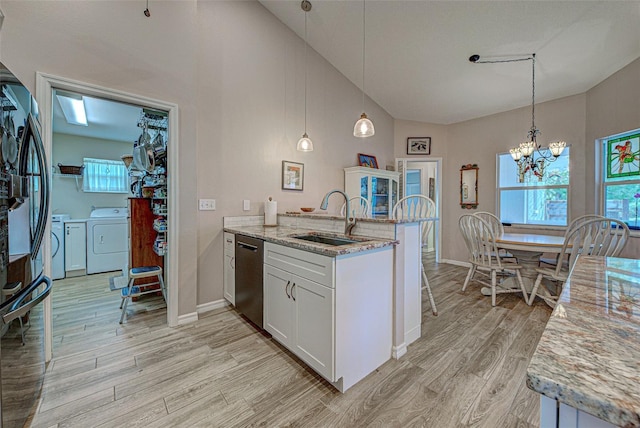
265, 199, 277, 226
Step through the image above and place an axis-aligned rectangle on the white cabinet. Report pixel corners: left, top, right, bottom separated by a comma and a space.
264, 264, 334, 380
344, 166, 400, 218
539, 396, 616, 428
264, 242, 393, 392
223, 232, 235, 305
64, 221, 86, 275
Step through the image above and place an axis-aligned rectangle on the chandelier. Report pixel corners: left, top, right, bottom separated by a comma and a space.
509, 54, 565, 182
470, 53, 566, 182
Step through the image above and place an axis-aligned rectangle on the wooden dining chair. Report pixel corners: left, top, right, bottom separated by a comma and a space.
392, 195, 437, 315
459, 214, 527, 306
538, 214, 604, 267
529, 217, 630, 306
340, 196, 371, 218
473, 211, 513, 260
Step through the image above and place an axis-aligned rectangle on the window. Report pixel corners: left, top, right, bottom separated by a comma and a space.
497, 147, 570, 226
82, 157, 128, 193
601, 130, 640, 230
405, 169, 421, 196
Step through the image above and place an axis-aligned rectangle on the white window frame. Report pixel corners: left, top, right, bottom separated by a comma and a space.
496, 147, 571, 228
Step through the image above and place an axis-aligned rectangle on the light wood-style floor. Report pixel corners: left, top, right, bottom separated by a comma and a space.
31, 256, 551, 427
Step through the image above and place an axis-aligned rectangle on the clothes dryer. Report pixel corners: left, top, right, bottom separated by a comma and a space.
86, 207, 129, 274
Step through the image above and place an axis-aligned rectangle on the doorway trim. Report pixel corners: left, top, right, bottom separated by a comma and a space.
396, 157, 442, 262
36, 72, 179, 361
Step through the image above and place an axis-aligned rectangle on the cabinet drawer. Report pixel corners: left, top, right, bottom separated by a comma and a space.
223, 232, 235, 254
264, 242, 334, 288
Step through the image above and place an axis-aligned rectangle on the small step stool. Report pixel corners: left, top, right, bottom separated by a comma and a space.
118, 266, 166, 324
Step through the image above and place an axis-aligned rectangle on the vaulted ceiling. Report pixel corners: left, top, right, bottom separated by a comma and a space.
260, 0, 640, 124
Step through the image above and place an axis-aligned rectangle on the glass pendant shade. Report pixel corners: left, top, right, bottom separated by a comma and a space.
510, 148, 523, 161
519, 140, 536, 157
297, 133, 314, 152
549, 140, 566, 157
353, 113, 375, 138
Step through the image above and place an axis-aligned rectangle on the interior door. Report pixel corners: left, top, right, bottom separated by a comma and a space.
396, 158, 441, 259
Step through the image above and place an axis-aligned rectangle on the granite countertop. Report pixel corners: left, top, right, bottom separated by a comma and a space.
278, 212, 438, 224
223, 225, 397, 257
526, 255, 640, 427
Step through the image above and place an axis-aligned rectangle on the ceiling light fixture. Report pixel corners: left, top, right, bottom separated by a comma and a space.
353, 0, 374, 138
56, 92, 88, 126
297, 0, 313, 152
469, 53, 565, 182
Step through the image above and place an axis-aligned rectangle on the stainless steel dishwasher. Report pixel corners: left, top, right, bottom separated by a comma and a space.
234, 235, 264, 329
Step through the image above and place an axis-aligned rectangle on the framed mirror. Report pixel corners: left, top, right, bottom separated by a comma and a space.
460, 164, 478, 209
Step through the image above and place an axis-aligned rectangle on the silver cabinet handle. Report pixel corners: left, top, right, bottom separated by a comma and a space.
229, 256, 235, 269
285, 280, 291, 298
291, 283, 296, 301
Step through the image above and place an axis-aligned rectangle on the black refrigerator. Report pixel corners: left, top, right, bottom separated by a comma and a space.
0, 62, 51, 427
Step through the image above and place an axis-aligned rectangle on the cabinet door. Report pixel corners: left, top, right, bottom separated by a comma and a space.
371, 177, 390, 218
64, 223, 86, 270
264, 265, 293, 346
291, 275, 335, 381
223, 253, 235, 305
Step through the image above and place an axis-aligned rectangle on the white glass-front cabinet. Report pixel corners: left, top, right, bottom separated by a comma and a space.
344, 167, 400, 218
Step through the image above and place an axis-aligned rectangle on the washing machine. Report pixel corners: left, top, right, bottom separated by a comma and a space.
86, 207, 129, 274
51, 214, 71, 280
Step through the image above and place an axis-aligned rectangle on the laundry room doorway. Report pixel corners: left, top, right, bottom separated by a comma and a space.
36, 73, 179, 361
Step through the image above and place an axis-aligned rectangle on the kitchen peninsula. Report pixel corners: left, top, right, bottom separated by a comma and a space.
527, 256, 640, 427
224, 211, 432, 391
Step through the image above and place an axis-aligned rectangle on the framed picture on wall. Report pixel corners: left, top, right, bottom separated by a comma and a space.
407, 137, 431, 155
282, 160, 304, 191
358, 153, 379, 168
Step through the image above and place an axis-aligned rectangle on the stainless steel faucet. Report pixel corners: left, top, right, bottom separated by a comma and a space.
320, 189, 357, 236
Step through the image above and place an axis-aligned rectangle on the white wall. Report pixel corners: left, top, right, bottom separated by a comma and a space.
1, 0, 200, 316
395, 57, 640, 263
195, 1, 394, 305
52, 133, 131, 219
0, 0, 394, 312
585, 57, 640, 259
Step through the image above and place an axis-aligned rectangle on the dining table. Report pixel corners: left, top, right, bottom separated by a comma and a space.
482, 232, 566, 303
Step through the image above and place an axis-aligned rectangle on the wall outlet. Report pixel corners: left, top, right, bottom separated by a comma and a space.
243, 200, 250, 211
199, 199, 216, 211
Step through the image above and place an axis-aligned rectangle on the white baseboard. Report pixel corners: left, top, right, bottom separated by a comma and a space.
440, 258, 470, 268
196, 299, 228, 314
405, 325, 420, 346
176, 300, 229, 326
177, 312, 198, 325
392, 343, 407, 360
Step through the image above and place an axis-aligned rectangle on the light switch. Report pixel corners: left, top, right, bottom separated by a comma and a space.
243, 200, 250, 211
199, 199, 216, 211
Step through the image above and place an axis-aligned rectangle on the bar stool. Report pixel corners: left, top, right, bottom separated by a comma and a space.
2, 281, 26, 344
118, 266, 166, 324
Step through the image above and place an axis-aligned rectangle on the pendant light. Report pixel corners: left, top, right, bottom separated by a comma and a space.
297, 0, 314, 152
353, 0, 374, 138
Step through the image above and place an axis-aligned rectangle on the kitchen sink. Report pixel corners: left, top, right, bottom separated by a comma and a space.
291, 234, 361, 246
